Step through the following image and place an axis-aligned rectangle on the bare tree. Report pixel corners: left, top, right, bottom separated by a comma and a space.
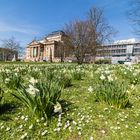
1, 37, 22, 56
87, 7, 116, 61
64, 20, 90, 64
64, 7, 115, 64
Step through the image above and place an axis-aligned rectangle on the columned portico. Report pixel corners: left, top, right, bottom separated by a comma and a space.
26, 30, 72, 62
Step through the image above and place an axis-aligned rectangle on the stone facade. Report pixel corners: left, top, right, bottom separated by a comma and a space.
26, 31, 73, 62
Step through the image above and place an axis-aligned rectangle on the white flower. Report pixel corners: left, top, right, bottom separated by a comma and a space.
5, 78, 10, 83
36, 119, 40, 123
131, 84, 135, 90
6, 127, 10, 131
125, 125, 129, 128
124, 116, 127, 119
29, 77, 38, 85
88, 86, 93, 93
54, 102, 62, 113
1, 126, 4, 129
107, 75, 113, 82
101, 129, 106, 134
29, 124, 33, 129
117, 122, 120, 125
121, 118, 124, 121
21, 116, 25, 120
78, 131, 82, 135
25, 117, 28, 121
77, 126, 82, 130
58, 114, 62, 122
15, 73, 18, 76
57, 122, 62, 127
90, 136, 94, 140
104, 108, 108, 111
69, 126, 72, 132
117, 126, 121, 129
54, 127, 61, 132
41, 130, 48, 136
19, 125, 23, 129
20, 132, 28, 139
44, 122, 48, 126
26, 84, 39, 95
72, 121, 77, 125
100, 75, 105, 80
41, 117, 45, 121
124, 72, 127, 75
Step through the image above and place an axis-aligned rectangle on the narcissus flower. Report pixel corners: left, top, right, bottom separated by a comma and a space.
29, 77, 38, 85
100, 74, 105, 80
88, 86, 93, 93
26, 84, 39, 95
54, 102, 62, 113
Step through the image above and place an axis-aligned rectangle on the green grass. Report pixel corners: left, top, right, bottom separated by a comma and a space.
0, 63, 140, 140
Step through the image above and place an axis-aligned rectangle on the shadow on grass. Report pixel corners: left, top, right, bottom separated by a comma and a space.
126, 101, 132, 108
0, 102, 21, 121
60, 99, 73, 112
0, 102, 17, 116
52, 99, 74, 118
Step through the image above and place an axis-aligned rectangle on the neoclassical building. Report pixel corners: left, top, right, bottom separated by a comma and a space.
26, 31, 73, 62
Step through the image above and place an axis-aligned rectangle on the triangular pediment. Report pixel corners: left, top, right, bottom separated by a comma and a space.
28, 40, 40, 46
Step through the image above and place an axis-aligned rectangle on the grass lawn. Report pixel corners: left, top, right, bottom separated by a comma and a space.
0, 63, 140, 140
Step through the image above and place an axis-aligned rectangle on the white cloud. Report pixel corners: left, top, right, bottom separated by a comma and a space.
0, 22, 40, 35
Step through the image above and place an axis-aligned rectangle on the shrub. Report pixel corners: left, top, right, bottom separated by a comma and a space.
118, 66, 140, 85
58, 73, 72, 88
71, 66, 84, 80
1, 69, 23, 90
93, 72, 130, 108
118, 60, 124, 64
95, 59, 111, 64
12, 78, 62, 120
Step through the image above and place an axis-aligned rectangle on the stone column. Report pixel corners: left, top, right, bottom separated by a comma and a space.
38, 46, 40, 60
32, 47, 34, 61
30, 47, 32, 58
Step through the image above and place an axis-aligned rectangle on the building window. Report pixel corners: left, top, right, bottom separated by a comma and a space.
33, 47, 37, 57
46, 47, 48, 57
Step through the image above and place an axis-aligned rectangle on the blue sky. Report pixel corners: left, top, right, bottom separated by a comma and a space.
0, 0, 136, 48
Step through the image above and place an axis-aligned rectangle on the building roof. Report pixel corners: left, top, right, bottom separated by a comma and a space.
114, 38, 136, 45
28, 40, 43, 46
47, 30, 65, 37
103, 39, 140, 47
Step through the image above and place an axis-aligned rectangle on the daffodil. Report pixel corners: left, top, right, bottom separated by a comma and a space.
54, 102, 62, 113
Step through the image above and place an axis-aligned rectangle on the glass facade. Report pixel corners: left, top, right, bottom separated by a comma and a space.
97, 44, 140, 57
33, 47, 37, 57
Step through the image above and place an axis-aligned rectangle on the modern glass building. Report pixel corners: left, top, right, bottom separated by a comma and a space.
96, 39, 140, 63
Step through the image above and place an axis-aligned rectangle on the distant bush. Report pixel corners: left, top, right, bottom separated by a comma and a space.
118, 60, 124, 64
95, 59, 111, 64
